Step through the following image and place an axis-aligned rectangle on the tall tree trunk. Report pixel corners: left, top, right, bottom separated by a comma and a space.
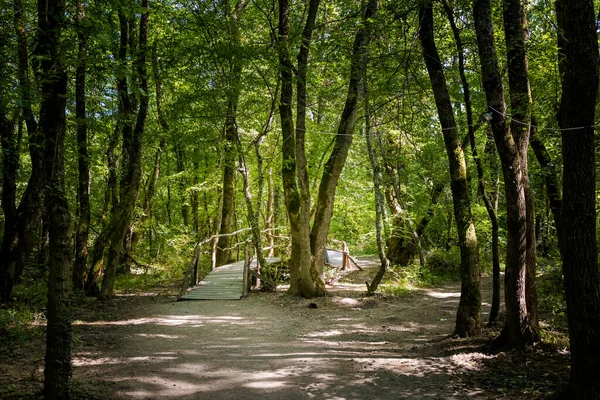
277, 0, 320, 297
266, 168, 275, 256
555, 0, 600, 396
442, 0, 500, 325
0, 103, 18, 266
36, 0, 72, 396
484, 127, 501, 324
473, 0, 534, 349
216, 0, 246, 266
365, 73, 388, 295
216, 107, 237, 266
73, 1, 91, 290
174, 142, 190, 227
310, 0, 378, 296
99, 0, 149, 300
418, 0, 481, 337
502, 0, 538, 340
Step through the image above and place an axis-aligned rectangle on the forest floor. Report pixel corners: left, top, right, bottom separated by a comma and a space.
1, 257, 570, 399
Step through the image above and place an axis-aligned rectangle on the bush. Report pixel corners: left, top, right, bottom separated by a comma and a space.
537, 258, 567, 331
0, 307, 44, 353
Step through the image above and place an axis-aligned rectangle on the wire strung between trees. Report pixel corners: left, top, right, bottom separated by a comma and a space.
487, 106, 600, 132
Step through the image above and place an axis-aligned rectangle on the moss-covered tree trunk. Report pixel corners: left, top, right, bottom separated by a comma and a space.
99, 0, 149, 300
276, 0, 320, 297
418, 0, 481, 337
310, 0, 378, 296
473, 0, 534, 349
502, 0, 538, 340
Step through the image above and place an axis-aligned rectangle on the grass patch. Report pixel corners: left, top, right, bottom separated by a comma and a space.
114, 269, 181, 293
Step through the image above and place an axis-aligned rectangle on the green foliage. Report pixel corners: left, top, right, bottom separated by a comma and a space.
0, 307, 43, 352
114, 270, 179, 293
380, 247, 461, 295
423, 247, 462, 282
537, 258, 568, 331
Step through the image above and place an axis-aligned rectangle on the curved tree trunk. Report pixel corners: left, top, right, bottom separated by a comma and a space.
99, 0, 150, 300
310, 0, 378, 296
529, 119, 562, 253
418, 0, 481, 338
364, 71, 389, 295
216, 0, 247, 267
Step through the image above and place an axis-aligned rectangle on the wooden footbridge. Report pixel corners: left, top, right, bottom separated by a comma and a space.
180, 257, 281, 300
179, 230, 361, 300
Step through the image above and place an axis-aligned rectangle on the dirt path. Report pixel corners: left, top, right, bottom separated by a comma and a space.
1, 258, 569, 399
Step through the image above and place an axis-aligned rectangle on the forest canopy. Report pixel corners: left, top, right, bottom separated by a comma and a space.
0, 0, 599, 398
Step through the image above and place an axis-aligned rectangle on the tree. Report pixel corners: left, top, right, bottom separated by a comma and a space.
502, 0, 538, 340
472, 0, 535, 349
418, 0, 481, 337
34, 0, 72, 395
72, 0, 91, 290
555, 0, 600, 396
277, 0, 378, 297
0, 0, 45, 303
86, 0, 150, 299
216, 0, 247, 267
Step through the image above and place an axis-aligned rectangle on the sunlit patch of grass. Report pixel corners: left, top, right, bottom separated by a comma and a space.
114, 268, 180, 293
379, 283, 412, 296
539, 327, 570, 349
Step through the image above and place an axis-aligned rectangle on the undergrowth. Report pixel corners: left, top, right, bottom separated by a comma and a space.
0, 278, 46, 353
380, 247, 461, 295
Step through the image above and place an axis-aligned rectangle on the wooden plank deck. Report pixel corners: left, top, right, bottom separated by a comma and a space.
181, 257, 281, 300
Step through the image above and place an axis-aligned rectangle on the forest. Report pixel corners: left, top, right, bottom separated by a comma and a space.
1, 0, 600, 398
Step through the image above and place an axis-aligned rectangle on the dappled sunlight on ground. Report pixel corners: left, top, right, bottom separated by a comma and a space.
68, 285, 477, 399
74, 314, 255, 327
1, 260, 571, 399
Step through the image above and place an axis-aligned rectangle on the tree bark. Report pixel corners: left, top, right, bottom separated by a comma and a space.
36, 0, 72, 396
216, 0, 246, 266
473, 0, 534, 349
441, 0, 500, 325
364, 71, 389, 295
73, 1, 91, 290
529, 118, 562, 252
310, 0, 378, 296
277, 0, 320, 297
502, 0, 538, 340
385, 184, 442, 266
418, 0, 481, 337
556, 0, 600, 396
92, 0, 149, 300
216, 107, 237, 266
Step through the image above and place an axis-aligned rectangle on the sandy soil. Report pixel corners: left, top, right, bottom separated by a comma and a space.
1, 257, 569, 399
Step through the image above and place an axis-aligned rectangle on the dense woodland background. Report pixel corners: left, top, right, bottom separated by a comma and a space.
1, 0, 600, 398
